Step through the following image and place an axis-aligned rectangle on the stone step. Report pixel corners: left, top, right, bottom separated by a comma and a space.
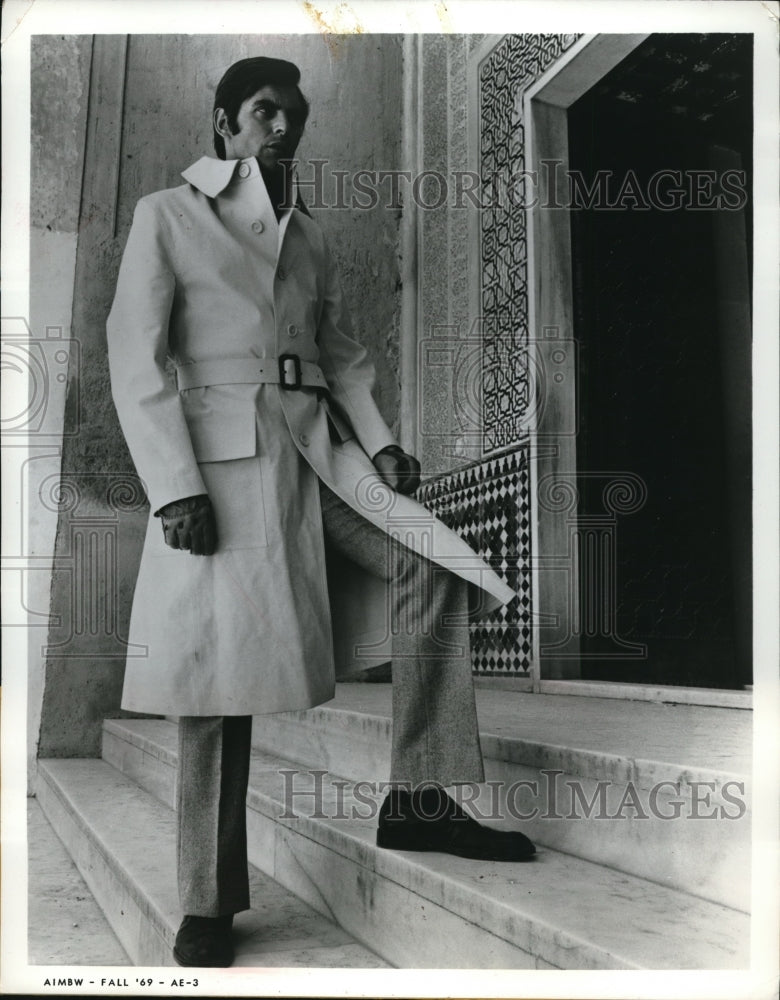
246, 684, 751, 911
36, 757, 389, 969
27, 797, 130, 965
102, 718, 749, 971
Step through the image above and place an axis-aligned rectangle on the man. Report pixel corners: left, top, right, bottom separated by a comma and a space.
107, 56, 534, 969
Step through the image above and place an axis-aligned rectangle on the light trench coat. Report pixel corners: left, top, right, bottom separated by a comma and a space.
107, 155, 516, 716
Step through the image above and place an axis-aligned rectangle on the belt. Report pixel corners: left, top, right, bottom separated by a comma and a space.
176, 355, 328, 392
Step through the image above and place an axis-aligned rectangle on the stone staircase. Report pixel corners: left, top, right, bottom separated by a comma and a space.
35, 685, 751, 969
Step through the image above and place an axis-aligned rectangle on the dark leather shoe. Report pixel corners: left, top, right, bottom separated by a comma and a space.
173, 914, 234, 967
376, 789, 536, 862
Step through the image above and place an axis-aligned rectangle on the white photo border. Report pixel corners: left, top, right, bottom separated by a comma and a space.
2, 1, 778, 997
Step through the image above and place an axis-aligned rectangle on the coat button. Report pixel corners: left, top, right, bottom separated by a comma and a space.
299, 433, 310, 447
251, 219, 265, 234
277, 265, 287, 280
287, 324, 298, 338
238, 162, 251, 178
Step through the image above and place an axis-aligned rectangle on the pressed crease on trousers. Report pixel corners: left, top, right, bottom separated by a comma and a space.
177, 481, 486, 916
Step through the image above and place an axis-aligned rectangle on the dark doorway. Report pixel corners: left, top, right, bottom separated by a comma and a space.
568, 34, 753, 688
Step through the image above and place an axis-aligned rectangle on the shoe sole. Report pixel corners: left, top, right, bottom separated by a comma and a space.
376, 832, 536, 862
173, 946, 234, 968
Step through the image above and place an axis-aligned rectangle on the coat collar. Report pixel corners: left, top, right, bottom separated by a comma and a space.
181, 156, 239, 198
181, 155, 300, 205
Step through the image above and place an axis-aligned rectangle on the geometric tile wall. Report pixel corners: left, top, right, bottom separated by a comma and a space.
417, 35, 582, 675
479, 33, 581, 454
415, 35, 583, 674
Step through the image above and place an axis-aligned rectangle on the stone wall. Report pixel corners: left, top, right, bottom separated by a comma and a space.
26, 36, 93, 781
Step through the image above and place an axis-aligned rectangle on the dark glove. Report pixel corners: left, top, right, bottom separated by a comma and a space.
372, 445, 421, 495
156, 494, 217, 555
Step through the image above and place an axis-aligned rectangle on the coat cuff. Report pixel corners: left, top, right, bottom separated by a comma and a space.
146, 470, 208, 518
358, 424, 398, 465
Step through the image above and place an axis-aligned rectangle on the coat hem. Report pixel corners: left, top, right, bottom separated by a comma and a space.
120, 684, 337, 718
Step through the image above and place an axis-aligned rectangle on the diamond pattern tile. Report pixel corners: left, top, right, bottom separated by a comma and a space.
418, 447, 532, 676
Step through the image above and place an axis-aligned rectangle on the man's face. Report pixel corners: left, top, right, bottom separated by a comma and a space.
217, 84, 306, 171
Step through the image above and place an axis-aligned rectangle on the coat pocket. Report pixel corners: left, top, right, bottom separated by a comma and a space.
185, 405, 258, 463
199, 456, 268, 550
182, 394, 267, 549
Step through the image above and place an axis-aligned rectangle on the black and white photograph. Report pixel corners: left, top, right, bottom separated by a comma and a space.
2, 1, 778, 997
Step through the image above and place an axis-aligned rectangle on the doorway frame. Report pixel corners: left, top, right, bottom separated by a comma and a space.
520, 34, 752, 709
524, 33, 648, 685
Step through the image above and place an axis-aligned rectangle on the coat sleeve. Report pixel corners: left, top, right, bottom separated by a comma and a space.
315, 239, 399, 461
107, 196, 207, 512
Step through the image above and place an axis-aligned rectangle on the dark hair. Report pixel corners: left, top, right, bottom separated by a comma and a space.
212, 56, 310, 159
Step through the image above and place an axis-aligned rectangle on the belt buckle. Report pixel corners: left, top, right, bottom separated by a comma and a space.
279, 354, 302, 390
